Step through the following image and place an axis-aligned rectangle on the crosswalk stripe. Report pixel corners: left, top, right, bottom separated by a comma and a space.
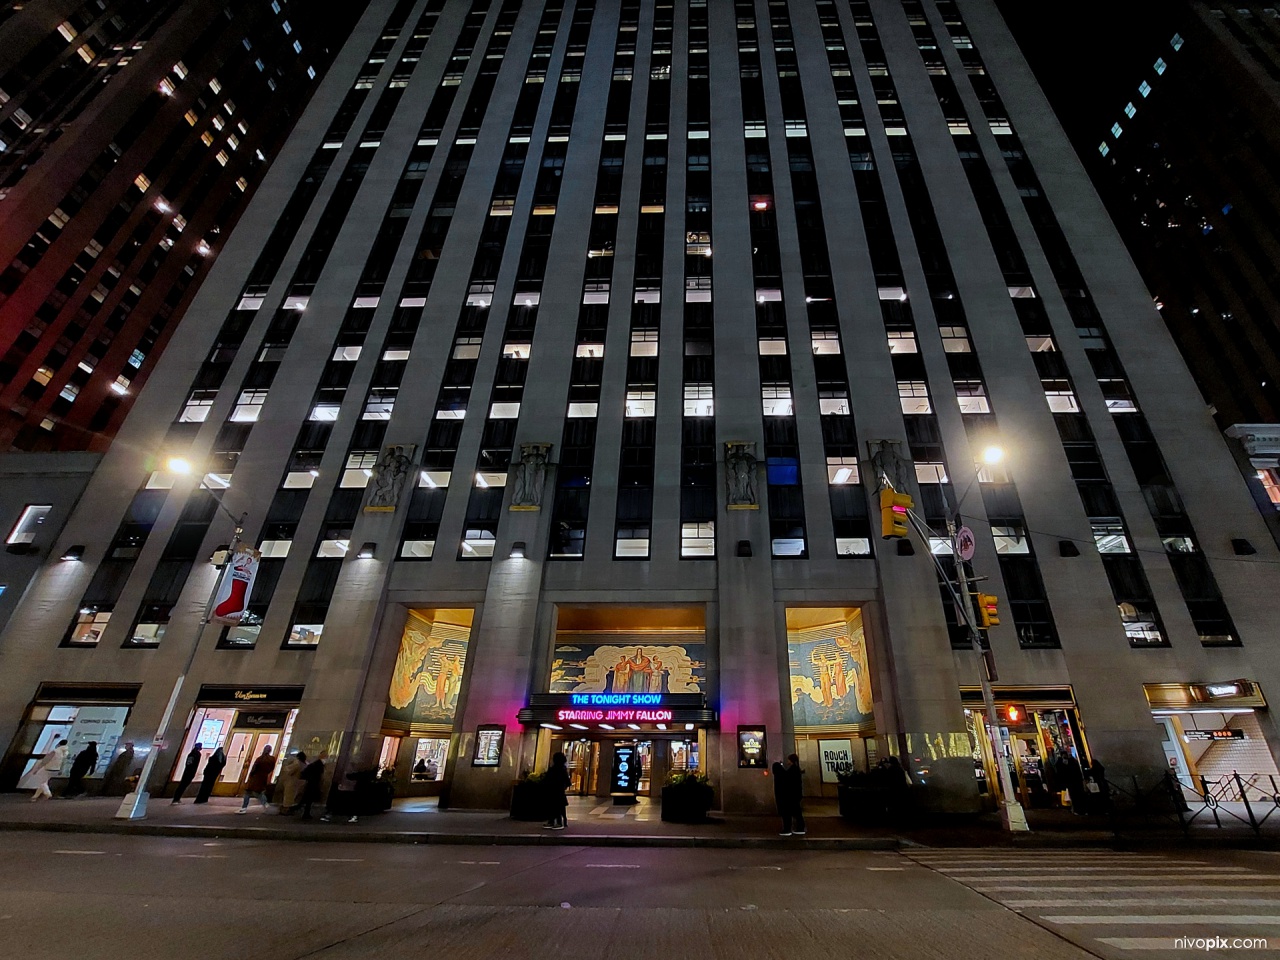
911, 855, 1131, 860
906, 865, 1203, 870
1041, 915, 1280, 926
961, 873, 1274, 882
968, 885, 1280, 892
1093, 938, 1278, 951
1006, 898, 1280, 907
936, 870, 1244, 875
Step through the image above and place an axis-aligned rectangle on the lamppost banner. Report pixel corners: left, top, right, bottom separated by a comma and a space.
210, 544, 260, 625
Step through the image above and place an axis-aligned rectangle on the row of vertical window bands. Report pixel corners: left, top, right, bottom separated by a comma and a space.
938, 13, 1244, 652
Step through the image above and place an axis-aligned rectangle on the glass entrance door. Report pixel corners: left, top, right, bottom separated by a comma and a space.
218, 730, 280, 795
551, 740, 596, 795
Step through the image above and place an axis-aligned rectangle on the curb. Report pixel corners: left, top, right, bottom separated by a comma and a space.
2, 818, 1276, 851
0, 818, 902, 850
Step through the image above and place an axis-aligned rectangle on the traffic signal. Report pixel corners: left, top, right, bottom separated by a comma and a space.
879, 488, 913, 539
1003, 703, 1025, 724
977, 593, 1000, 628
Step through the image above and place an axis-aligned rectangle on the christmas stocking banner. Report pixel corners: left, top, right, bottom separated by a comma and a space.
210, 544, 261, 625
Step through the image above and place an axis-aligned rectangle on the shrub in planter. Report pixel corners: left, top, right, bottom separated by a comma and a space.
836, 772, 885, 822
510, 771, 548, 822
661, 771, 714, 823
836, 764, 911, 823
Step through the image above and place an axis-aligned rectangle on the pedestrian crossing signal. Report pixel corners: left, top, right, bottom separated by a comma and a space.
1003, 703, 1025, 724
879, 488, 913, 539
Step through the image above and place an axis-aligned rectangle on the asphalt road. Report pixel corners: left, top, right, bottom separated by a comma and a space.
0, 832, 1276, 959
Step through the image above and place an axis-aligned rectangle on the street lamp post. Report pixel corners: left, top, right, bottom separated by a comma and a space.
898, 445, 1029, 832
115, 458, 246, 820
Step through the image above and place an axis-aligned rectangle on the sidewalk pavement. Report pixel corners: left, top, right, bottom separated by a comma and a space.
0, 793, 1273, 849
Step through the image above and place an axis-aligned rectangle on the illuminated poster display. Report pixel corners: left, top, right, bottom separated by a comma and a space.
611, 742, 640, 795
472, 726, 504, 767
818, 739, 855, 783
738, 727, 767, 768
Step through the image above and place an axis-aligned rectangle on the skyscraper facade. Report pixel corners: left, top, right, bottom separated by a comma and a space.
2, 0, 1277, 814
0, 0, 367, 452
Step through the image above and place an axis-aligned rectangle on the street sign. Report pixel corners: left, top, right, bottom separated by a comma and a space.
956, 525, 976, 561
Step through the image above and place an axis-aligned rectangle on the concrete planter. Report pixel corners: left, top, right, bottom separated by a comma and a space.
660, 782, 715, 823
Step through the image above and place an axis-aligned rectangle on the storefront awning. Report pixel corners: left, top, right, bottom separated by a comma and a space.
959, 685, 1076, 709
1144, 680, 1266, 711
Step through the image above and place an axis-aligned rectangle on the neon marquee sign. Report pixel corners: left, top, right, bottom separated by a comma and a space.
557, 708, 674, 723
519, 692, 713, 728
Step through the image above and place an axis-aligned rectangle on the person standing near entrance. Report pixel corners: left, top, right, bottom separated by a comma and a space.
543, 751, 570, 830
773, 754, 806, 837
299, 750, 328, 820
277, 751, 305, 814
19, 739, 67, 801
102, 741, 135, 796
194, 747, 226, 804
1054, 746, 1086, 814
62, 741, 98, 798
172, 743, 203, 804
236, 744, 274, 814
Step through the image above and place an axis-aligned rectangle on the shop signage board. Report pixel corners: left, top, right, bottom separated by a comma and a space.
611, 742, 640, 795
738, 726, 767, 768
1183, 729, 1245, 741
196, 685, 306, 704
817, 739, 855, 783
236, 712, 289, 730
473, 725, 504, 766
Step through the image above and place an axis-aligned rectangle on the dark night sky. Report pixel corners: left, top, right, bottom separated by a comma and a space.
995, 0, 1183, 141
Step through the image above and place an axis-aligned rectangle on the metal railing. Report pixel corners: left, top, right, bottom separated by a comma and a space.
1100, 771, 1280, 836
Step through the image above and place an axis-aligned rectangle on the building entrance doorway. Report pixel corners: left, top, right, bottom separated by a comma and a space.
171, 705, 297, 797
222, 730, 281, 793
546, 737, 696, 799
548, 739, 658, 797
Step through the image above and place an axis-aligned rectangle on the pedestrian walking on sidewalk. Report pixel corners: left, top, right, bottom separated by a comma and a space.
299, 750, 328, 820
773, 753, 806, 837
236, 744, 274, 813
194, 747, 226, 804
542, 751, 570, 830
172, 743, 203, 803
19, 739, 67, 801
277, 751, 305, 814
62, 742, 98, 797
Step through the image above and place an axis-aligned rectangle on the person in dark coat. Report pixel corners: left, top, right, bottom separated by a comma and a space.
236, 744, 275, 813
102, 742, 135, 796
1084, 756, 1110, 814
299, 750, 328, 820
171, 743, 203, 803
194, 747, 227, 804
773, 753, 806, 836
1053, 747, 1086, 814
542, 751, 571, 830
62, 742, 98, 797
